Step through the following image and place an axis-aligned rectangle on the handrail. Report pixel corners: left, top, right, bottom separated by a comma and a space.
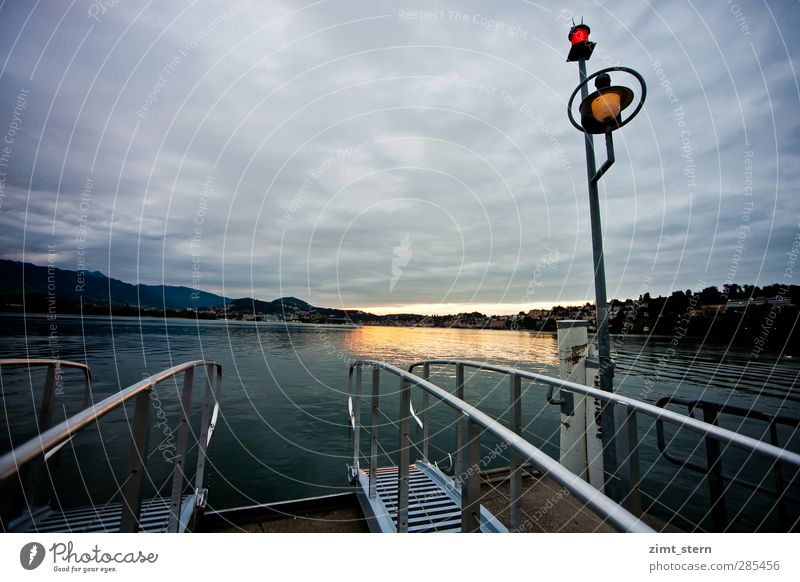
409, 358, 800, 531
655, 396, 799, 531
0, 360, 222, 533
0, 359, 94, 510
0, 358, 93, 412
408, 359, 800, 468
0, 358, 93, 433
0, 358, 92, 373
348, 360, 652, 533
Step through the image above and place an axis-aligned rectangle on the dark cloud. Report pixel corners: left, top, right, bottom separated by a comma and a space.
0, 0, 798, 313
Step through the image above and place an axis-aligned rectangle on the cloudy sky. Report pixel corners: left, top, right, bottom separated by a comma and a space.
0, 0, 798, 315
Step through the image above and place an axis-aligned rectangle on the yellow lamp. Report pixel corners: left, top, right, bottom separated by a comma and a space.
591, 92, 622, 122
579, 73, 634, 134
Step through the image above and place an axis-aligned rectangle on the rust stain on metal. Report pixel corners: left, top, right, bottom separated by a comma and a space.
567, 343, 587, 365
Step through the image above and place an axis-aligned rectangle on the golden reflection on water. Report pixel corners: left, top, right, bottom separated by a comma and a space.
339, 325, 560, 370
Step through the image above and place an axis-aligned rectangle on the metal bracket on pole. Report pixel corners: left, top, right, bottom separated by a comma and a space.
591, 130, 615, 184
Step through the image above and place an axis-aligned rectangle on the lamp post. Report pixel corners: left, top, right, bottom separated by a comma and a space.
566, 22, 646, 499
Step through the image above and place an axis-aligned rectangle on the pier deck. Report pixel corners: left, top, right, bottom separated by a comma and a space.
202, 466, 620, 533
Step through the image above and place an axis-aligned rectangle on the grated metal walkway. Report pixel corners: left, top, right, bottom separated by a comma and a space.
11, 496, 189, 533
355, 462, 506, 533
369, 465, 463, 532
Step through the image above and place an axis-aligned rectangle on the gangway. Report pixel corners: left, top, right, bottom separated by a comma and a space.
355, 463, 505, 533
3, 356, 798, 533
0, 359, 222, 533
346, 360, 652, 533
405, 358, 800, 532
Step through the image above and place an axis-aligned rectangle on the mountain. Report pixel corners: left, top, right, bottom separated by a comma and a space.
219, 296, 351, 318
0, 259, 228, 310
0, 259, 362, 320
271, 296, 311, 311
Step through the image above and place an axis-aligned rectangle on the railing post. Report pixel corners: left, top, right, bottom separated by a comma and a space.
23, 362, 60, 508
461, 415, 481, 533
703, 406, 727, 531
454, 364, 464, 483
353, 366, 362, 469
39, 362, 58, 429
397, 378, 411, 532
769, 420, 787, 530
168, 366, 195, 532
421, 363, 430, 462
81, 366, 93, 408
120, 388, 153, 532
617, 405, 641, 516
509, 373, 522, 531
585, 351, 607, 491
194, 364, 219, 494
369, 367, 379, 499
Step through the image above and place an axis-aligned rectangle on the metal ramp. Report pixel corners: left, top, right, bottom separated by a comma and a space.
9, 495, 194, 533
0, 359, 222, 534
354, 462, 506, 533
347, 360, 656, 533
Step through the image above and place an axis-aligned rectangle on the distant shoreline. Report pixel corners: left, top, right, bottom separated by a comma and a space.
0, 311, 752, 339
0, 311, 359, 328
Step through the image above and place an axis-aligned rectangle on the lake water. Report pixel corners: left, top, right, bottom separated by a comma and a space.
1, 314, 798, 531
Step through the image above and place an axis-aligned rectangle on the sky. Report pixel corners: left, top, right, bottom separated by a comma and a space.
0, 1, 798, 316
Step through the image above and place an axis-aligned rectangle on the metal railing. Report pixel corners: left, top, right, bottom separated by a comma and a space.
0, 360, 222, 533
0, 360, 93, 515
348, 360, 652, 533
408, 359, 800, 530
656, 396, 800, 531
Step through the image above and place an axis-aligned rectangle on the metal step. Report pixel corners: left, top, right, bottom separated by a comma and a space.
354, 462, 507, 533
17, 497, 190, 533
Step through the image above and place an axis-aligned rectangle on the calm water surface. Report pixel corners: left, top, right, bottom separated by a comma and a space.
1, 314, 798, 531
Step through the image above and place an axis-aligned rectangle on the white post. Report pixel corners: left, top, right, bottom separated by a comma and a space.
556, 320, 602, 487
557, 320, 588, 480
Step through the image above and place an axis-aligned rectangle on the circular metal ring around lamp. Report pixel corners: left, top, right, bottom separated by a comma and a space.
567, 66, 647, 133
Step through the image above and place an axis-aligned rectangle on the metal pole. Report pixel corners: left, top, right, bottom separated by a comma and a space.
369, 367, 379, 499
168, 366, 195, 532
578, 58, 618, 499
397, 378, 411, 532
617, 406, 642, 515
23, 363, 59, 508
120, 389, 153, 533
454, 364, 465, 483
421, 363, 430, 462
353, 366, 362, 470
509, 373, 522, 530
193, 364, 217, 492
769, 421, 787, 530
460, 415, 482, 533
703, 406, 727, 531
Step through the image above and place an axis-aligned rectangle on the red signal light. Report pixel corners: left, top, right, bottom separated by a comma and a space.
566, 22, 595, 61
569, 24, 590, 45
